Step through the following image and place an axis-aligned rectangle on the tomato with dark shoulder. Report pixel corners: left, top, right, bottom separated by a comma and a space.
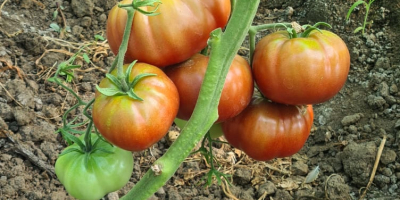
55, 134, 134, 200
252, 30, 350, 105
107, 0, 231, 67
222, 96, 314, 161
92, 63, 179, 151
165, 54, 254, 123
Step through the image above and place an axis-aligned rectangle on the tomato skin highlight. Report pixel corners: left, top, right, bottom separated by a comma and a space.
55, 134, 134, 200
252, 30, 350, 105
222, 97, 314, 161
107, 0, 231, 67
165, 54, 254, 123
92, 63, 179, 151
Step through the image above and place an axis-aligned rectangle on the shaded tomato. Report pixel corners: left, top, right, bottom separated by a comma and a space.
252, 30, 350, 105
165, 54, 254, 123
222, 96, 314, 161
55, 134, 134, 200
92, 63, 179, 151
107, 0, 231, 67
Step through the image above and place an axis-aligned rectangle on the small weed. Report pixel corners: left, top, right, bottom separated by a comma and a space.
50, 2, 70, 38
346, 0, 376, 35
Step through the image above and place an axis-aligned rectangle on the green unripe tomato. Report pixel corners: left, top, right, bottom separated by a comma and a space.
55, 134, 134, 200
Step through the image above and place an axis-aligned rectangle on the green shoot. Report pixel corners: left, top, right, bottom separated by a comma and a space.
346, 0, 376, 35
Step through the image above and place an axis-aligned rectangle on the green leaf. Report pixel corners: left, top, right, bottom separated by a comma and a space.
96, 85, 125, 96
47, 77, 61, 83
354, 26, 364, 33
346, 0, 367, 20
83, 53, 91, 64
50, 23, 60, 32
94, 35, 105, 41
58, 61, 68, 69
62, 64, 81, 71
53, 10, 58, 20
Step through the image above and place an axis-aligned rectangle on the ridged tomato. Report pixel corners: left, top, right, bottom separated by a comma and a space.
107, 0, 231, 67
92, 63, 179, 151
222, 96, 314, 161
252, 30, 350, 105
165, 54, 253, 123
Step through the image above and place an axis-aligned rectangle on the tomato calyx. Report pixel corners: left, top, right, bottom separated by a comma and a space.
285, 21, 332, 39
96, 61, 156, 101
119, 0, 162, 16
58, 121, 114, 168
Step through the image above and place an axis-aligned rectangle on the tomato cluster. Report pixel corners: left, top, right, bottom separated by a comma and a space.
100, 1, 350, 163
56, 1, 352, 199
222, 28, 350, 161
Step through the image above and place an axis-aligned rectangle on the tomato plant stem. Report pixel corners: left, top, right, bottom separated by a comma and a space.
116, 7, 136, 92
120, 1, 260, 199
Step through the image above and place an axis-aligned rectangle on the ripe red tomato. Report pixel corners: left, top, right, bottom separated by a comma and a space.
222, 96, 314, 161
107, 0, 231, 67
92, 63, 179, 151
252, 30, 350, 105
165, 54, 254, 123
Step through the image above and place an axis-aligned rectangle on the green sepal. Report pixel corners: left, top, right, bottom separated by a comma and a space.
96, 85, 126, 96
59, 129, 86, 150
119, 0, 162, 16
134, 0, 161, 7
127, 90, 143, 101
58, 147, 83, 157
92, 147, 115, 155
106, 73, 123, 87
125, 61, 138, 85
128, 73, 157, 89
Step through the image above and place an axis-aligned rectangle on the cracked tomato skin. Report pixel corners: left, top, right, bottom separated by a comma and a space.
55, 134, 134, 200
107, 0, 231, 67
252, 30, 350, 105
165, 54, 254, 123
222, 97, 314, 161
92, 63, 179, 151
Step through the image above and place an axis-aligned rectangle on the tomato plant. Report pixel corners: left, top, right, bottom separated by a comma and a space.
107, 0, 231, 67
165, 53, 254, 123
55, 133, 134, 200
222, 96, 314, 161
92, 63, 179, 151
252, 28, 350, 105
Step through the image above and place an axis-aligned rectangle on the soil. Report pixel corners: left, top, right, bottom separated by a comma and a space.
0, 0, 399, 200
